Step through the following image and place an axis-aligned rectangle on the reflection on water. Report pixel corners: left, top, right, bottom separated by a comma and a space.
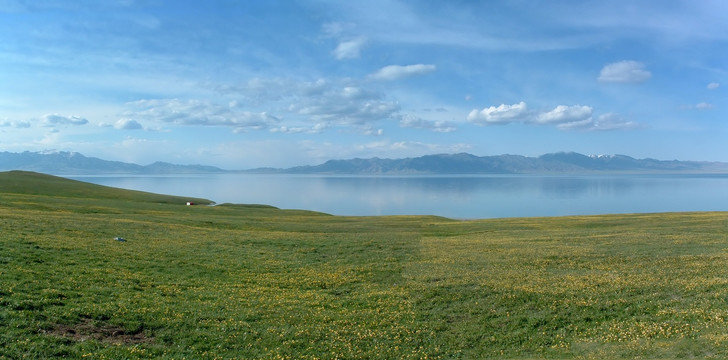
67, 174, 728, 219
320, 176, 639, 198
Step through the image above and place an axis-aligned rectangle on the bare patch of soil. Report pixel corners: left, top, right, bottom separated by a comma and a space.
48, 317, 153, 345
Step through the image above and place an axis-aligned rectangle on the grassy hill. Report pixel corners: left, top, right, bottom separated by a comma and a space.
0, 170, 213, 205
1, 171, 728, 358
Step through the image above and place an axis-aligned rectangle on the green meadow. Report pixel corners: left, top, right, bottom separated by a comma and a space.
1, 170, 728, 359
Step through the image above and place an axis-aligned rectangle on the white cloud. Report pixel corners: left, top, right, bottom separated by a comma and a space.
215, 77, 399, 128
707, 82, 720, 90
122, 99, 280, 132
323, 22, 367, 60
555, 119, 594, 130
114, 118, 143, 130
332, 37, 367, 60
0, 120, 31, 128
598, 60, 651, 83
270, 123, 328, 134
340, 86, 372, 99
558, 113, 640, 131
369, 64, 437, 81
289, 85, 400, 125
322, 22, 346, 37
681, 102, 715, 111
468, 102, 640, 131
42, 114, 89, 126
535, 105, 592, 124
397, 114, 456, 132
591, 113, 640, 131
216, 78, 332, 103
467, 101, 529, 124
357, 126, 384, 136
127, 85, 399, 135
695, 102, 713, 110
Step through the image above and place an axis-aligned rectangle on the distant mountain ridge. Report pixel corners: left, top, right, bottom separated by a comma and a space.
265, 152, 728, 174
0, 151, 226, 175
2, 150, 728, 175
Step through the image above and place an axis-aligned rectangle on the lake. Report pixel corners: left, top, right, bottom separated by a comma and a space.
66, 173, 728, 219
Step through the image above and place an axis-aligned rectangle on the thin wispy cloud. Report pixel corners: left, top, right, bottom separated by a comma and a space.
0, 120, 31, 128
369, 64, 437, 81
215, 77, 402, 131
695, 102, 714, 110
397, 114, 456, 133
598, 61, 652, 83
560, 113, 640, 132
42, 114, 89, 126
270, 123, 328, 134
122, 99, 280, 132
333, 37, 367, 60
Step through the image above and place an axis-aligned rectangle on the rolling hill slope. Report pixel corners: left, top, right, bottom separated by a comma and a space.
0, 170, 213, 205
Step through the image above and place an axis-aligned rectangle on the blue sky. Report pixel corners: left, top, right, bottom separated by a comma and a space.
1, 0, 726, 169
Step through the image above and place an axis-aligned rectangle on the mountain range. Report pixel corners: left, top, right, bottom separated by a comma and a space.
2, 150, 728, 175
0, 151, 226, 175
270, 152, 728, 174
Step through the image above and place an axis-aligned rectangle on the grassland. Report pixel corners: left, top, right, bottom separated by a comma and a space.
1, 170, 727, 359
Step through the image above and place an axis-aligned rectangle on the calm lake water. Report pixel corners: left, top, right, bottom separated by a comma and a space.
67, 174, 728, 219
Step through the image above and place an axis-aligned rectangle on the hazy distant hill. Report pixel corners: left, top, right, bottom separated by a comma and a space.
259, 152, 728, 174
2, 150, 728, 175
0, 151, 227, 175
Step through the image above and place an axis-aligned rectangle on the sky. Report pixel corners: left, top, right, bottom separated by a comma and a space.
0, 0, 726, 169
